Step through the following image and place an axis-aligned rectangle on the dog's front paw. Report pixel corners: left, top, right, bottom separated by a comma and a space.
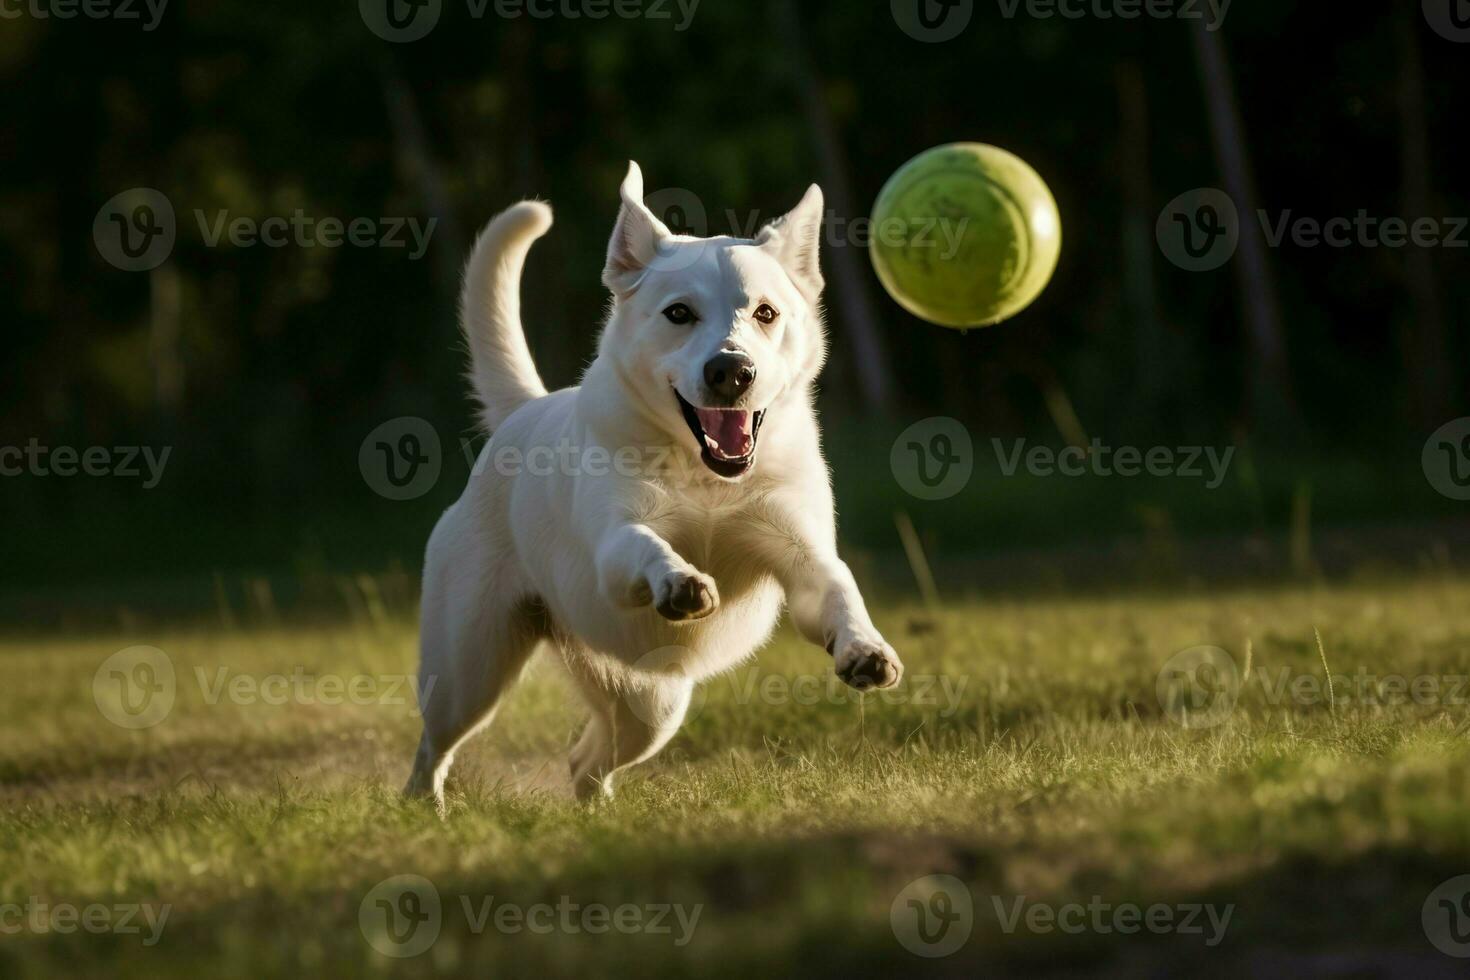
653, 569, 719, 622
830, 635, 904, 691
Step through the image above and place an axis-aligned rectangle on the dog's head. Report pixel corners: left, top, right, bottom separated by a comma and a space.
599, 162, 827, 480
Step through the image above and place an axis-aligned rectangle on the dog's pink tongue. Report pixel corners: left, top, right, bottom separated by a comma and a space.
696, 408, 753, 460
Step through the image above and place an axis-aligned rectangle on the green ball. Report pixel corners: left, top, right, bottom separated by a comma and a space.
869, 143, 1062, 329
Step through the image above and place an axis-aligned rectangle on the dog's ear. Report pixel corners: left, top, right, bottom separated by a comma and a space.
603, 161, 673, 296
756, 184, 825, 302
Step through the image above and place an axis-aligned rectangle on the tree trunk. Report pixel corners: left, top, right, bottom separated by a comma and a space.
771, 0, 894, 414
379, 55, 464, 296
1190, 22, 1297, 436
1115, 61, 1165, 427
1395, 8, 1452, 428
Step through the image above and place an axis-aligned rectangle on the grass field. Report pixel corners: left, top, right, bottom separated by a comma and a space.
4, 573, 1470, 977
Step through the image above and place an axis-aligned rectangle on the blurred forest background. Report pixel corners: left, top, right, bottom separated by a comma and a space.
1, 0, 1466, 602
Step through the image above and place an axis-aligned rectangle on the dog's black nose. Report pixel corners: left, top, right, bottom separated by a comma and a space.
703, 351, 756, 402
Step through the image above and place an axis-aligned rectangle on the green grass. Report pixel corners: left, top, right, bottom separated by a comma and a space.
4, 576, 1470, 977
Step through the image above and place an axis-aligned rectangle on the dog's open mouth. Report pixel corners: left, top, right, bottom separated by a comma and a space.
675, 390, 765, 478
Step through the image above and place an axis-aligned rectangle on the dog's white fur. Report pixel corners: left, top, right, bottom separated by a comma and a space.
405, 163, 904, 807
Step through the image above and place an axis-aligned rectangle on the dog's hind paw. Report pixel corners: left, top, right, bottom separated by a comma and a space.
654, 570, 719, 622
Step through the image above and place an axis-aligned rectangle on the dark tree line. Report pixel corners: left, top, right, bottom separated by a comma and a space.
1, 1, 1465, 539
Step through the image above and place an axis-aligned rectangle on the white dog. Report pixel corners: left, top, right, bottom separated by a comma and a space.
405, 163, 904, 807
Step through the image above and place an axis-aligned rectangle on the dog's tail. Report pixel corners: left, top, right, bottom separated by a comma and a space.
459, 201, 553, 432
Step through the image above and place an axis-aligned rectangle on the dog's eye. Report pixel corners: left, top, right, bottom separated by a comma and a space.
663, 303, 696, 325
753, 304, 779, 324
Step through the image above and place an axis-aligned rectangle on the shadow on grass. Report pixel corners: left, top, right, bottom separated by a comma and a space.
0, 833, 1464, 979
